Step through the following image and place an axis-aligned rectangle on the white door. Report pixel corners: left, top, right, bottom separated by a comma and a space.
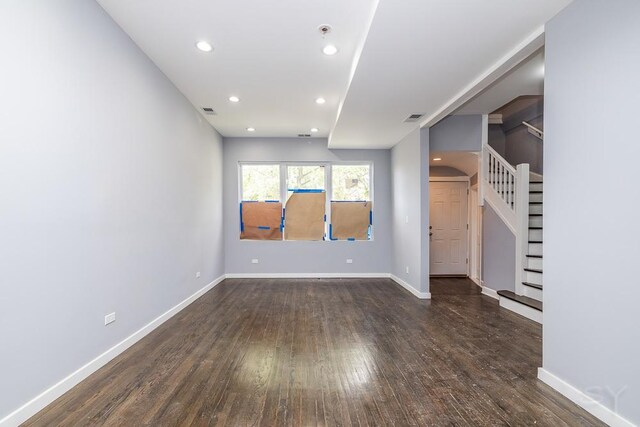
429, 181, 469, 275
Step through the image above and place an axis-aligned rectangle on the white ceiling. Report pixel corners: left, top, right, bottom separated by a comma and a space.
454, 49, 545, 115
97, 0, 570, 147
97, 0, 378, 138
329, 0, 570, 149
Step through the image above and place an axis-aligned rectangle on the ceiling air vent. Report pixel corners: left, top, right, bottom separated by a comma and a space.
202, 107, 216, 115
404, 113, 425, 123
298, 133, 312, 138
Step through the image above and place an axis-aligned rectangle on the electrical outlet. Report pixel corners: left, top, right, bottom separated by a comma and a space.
346, 259, 353, 264
406, 266, 409, 274
104, 312, 116, 326
195, 271, 201, 278
251, 259, 259, 264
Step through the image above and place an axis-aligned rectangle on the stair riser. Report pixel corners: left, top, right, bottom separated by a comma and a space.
529, 216, 543, 227
524, 270, 543, 285
529, 204, 543, 215
499, 298, 542, 323
529, 182, 543, 192
528, 229, 543, 241
528, 243, 543, 256
527, 257, 543, 270
529, 193, 543, 203
523, 285, 543, 302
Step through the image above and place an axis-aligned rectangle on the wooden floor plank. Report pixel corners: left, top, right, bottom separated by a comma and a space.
24, 277, 604, 427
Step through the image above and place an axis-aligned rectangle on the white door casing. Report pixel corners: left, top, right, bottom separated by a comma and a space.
469, 186, 482, 283
429, 181, 469, 275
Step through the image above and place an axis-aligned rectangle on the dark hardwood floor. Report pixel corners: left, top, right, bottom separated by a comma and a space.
24, 278, 603, 426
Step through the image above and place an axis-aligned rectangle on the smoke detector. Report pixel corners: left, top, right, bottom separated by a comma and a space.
318, 25, 332, 36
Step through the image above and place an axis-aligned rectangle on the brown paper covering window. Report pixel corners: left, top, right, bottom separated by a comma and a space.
284, 192, 326, 240
331, 201, 371, 240
240, 202, 282, 240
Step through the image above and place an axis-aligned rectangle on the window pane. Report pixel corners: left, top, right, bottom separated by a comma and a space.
287, 165, 325, 192
241, 164, 280, 201
332, 165, 370, 201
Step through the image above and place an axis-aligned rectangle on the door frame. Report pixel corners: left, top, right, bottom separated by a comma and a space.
428, 176, 470, 276
469, 183, 482, 285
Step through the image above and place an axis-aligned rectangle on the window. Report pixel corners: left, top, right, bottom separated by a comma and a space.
238, 162, 372, 241
241, 164, 280, 201
240, 164, 282, 240
330, 164, 372, 241
332, 164, 370, 201
286, 165, 325, 194
285, 165, 326, 241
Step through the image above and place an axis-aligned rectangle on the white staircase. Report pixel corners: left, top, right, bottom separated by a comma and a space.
482, 144, 543, 323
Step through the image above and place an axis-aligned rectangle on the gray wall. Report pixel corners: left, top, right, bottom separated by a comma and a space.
481, 205, 515, 292
504, 104, 544, 174
490, 104, 544, 174
429, 115, 483, 152
488, 124, 506, 157
223, 138, 392, 275
391, 129, 430, 293
0, 0, 224, 419
544, 0, 640, 423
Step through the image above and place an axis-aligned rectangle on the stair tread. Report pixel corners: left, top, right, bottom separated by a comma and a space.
529, 214, 543, 217
497, 290, 543, 311
529, 240, 543, 243
522, 282, 543, 290
529, 226, 543, 230
524, 268, 543, 273
529, 191, 543, 194
529, 202, 543, 205
526, 254, 543, 258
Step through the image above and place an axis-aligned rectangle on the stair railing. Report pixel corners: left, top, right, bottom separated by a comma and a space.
481, 143, 530, 296
482, 144, 517, 232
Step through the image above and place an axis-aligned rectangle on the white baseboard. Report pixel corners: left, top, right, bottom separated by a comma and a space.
389, 274, 431, 299
0, 275, 226, 427
224, 272, 390, 279
481, 285, 499, 300
470, 276, 482, 288
499, 296, 542, 323
538, 368, 636, 427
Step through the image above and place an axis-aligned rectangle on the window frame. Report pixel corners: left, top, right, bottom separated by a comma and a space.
238, 161, 374, 242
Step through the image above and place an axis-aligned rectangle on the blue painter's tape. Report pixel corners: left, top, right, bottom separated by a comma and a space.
265, 200, 279, 203
370, 210, 373, 225
347, 237, 355, 241
239, 203, 243, 231
288, 189, 325, 193
258, 226, 270, 230
328, 224, 337, 241
241, 200, 258, 203
330, 200, 367, 203
324, 214, 326, 222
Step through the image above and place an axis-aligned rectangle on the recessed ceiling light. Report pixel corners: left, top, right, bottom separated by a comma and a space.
433, 158, 442, 161
195, 40, 213, 52
310, 128, 319, 133
315, 97, 326, 105
229, 96, 240, 103
247, 127, 255, 132
322, 45, 338, 56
